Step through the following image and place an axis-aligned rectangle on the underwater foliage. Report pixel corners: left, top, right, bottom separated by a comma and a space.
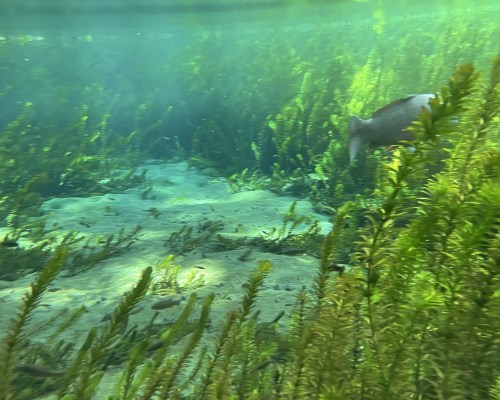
1, 4, 500, 399
2, 5, 500, 211
163, 201, 323, 260
0, 56, 499, 399
0, 99, 146, 240
0, 222, 142, 281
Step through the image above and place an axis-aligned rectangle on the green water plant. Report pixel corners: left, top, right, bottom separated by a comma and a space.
67, 225, 143, 274
0, 57, 499, 400
321, 57, 500, 399
163, 202, 323, 259
267, 70, 336, 173
258, 201, 323, 256
164, 220, 225, 255
151, 254, 205, 295
0, 224, 142, 281
0, 246, 68, 399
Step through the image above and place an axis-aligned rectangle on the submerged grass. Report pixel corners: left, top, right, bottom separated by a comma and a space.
0, 57, 499, 399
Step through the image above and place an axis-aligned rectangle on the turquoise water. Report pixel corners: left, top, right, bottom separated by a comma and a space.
1, 2, 500, 399
1, 0, 499, 215
2, 1, 498, 174
1, 1, 498, 164
1, 0, 499, 237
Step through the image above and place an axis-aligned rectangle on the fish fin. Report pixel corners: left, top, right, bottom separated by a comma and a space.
349, 116, 363, 136
372, 95, 418, 117
372, 94, 436, 118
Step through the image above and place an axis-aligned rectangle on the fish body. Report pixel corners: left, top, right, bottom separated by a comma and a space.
349, 94, 435, 162
151, 298, 181, 310
15, 363, 63, 377
0, 240, 19, 247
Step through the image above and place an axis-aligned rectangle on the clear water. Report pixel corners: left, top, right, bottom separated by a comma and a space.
1, 0, 499, 182
2, 0, 498, 130
1, 3, 499, 399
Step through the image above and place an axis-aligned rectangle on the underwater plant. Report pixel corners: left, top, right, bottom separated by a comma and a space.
1, 5, 500, 395
0, 222, 142, 282
0, 56, 498, 400
257, 200, 323, 256
151, 254, 205, 296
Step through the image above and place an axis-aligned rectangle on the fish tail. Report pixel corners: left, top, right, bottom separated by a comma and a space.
349, 116, 364, 162
349, 116, 363, 136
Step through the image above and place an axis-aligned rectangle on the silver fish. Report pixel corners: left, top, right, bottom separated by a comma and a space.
348, 94, 435, 162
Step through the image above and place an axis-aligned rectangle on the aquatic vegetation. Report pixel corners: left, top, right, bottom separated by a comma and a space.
0, 100, 146, 243
0, 240, 51, 281
163, 202, 323, 260
227, 168, 269, 193
164, 220, 225, 255
1, 56, 498, 399
66, 225, 143, 274
0, 247, 69, 399
267, 69, 336, 173
258, 200, 323, 256
2, 5, 499, 212
151, 254, 205, 296
1, 3, 500, 397
0, 224, 142, 281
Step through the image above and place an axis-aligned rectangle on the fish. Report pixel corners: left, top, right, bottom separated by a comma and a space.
348, 94, 435, 162
0, 240, 19, 248
15, 363, 64, 377
151, 298, 181, 310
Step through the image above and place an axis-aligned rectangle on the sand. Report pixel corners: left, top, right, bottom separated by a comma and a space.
0, 161, 332, 398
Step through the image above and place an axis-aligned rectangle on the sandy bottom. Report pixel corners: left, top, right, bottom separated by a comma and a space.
0, 161, 331, 398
